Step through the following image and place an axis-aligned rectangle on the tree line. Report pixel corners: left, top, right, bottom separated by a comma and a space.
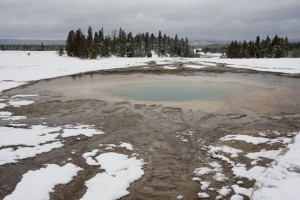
226, 35, 296, 58
0, 44, 63, 51
66, 27, 193, 59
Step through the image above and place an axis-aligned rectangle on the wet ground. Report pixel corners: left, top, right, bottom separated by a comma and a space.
1, 64, 300, 199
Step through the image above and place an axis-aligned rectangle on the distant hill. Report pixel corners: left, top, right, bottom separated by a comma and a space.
0, 39, 65, 45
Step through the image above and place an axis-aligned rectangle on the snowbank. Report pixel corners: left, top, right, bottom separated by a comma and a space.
4, 163, 81, 200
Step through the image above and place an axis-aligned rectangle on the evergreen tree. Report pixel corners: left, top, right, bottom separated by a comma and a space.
41, 43, 44, 51
157, 31, 162, 57
86, 26, 94, 59
66, 30, 75, 56
173, 34, 179, 56
241, 41, 248, 58
144, 32, 151, 57
58, 46, 64, 56
255, 36, 261, 58
126, 32, 134, 57
184, 37, 190, 57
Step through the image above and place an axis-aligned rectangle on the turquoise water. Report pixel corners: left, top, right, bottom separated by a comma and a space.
108, 81, 250, 102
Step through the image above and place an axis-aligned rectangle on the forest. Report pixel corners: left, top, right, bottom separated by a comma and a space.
0, 43, 62, 51
1, 31, 300, 58
226, 35, 300, 58
65, 27, 193, 59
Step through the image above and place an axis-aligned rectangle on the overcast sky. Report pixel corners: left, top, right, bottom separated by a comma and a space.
1, 0, 299, 41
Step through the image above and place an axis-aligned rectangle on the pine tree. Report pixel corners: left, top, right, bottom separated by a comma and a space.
173, 34, 179, 56
241, 41, 248, 58
66, 30, 75, 56
284, 37, 289, 57
58, 46, 64, 56
255, 36, 261, 58
126, 32, 134, 57
184, 37, 190, 57
271, 35, 283, 58
86, 26, 94, 59
98, 28, 104, 56
157, 31, 162, 57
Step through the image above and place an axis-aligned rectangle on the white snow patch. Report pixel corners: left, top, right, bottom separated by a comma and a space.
82, 149, 100, 166
232, 164, 266, 180
177, 195, 183, 200
193, 167, 213, 176
220, 134, 291, 145
0, 141, 63, 165
8, 100, 34, 107
208, 144, 267, 180
200, 181, 210, 190
163, 66, 177, 70
0, 103, 6, 109
2, 116, 27, 121
9, 123, 28, 127
232, 184, 253, 197
215, 58, 300, 74
119, 142, 134, 151
62, 125, 104, 138
11, 94, 38, 98
245, 149, 281, 160
208, 161, 222, 169
0, 81, 25, 92
0, 125, 61, 147
213, 172, 228, 182
221, 135, 270, 144
0, 111, 12, 118
184, 64, 207, 69
209, 145, 243, 158
4, 163, 81, 200
197, 192, 209, 198
156, 61, 173, 65
252, 132, 300, 200
218, 186, 232, 197
230, 194, 244, 200
192, 177, 201, 182
81, 152, 144, 200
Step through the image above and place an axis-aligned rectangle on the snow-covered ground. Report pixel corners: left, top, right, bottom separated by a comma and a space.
0, 51, 172, 91
192, 131, 300, 200
0, 51, 300, 199
252, 133, 300, 200
209, 58, 300, 74
1, 51, 300, 91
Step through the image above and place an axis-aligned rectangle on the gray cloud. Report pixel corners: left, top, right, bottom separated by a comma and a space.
0, 0, 299, 40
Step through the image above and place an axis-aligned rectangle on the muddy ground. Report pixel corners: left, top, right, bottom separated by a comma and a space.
0, 64, 300, 200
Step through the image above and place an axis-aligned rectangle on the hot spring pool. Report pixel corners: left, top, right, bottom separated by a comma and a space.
106, 81, 251, 101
